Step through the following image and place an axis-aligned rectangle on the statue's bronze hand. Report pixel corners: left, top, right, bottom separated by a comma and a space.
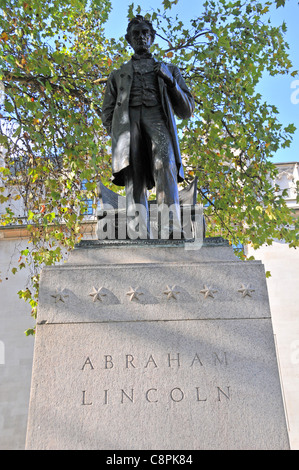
154, 62, 175, 87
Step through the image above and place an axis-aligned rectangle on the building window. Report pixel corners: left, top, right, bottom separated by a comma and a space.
81, 180, 94, 216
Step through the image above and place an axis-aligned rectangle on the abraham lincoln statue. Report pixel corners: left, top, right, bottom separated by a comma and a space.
101, 15, 195, 238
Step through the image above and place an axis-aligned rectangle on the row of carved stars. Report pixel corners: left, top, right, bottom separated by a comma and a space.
51, 284, 255, 303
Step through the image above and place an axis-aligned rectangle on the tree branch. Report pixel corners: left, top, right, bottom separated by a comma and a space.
2, 71, 103, 116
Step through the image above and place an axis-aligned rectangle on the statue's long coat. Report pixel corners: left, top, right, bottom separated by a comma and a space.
101, 58, 195, 188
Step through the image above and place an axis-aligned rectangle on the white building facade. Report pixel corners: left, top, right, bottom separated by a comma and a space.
245, 161, 299, 449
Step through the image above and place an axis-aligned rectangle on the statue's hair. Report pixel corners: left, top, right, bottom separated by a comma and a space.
125, 15, 156, 44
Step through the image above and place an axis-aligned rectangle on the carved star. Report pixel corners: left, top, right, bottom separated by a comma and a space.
163, 285, 181, 300
51, 289, 69, 303
88, 286, 107, 302
200, 285, 218, 299
126, 286, 144, 302
238, 284, 255, 297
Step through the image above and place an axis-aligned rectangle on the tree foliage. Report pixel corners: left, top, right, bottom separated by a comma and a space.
0, 0, 298, 334
274, 0, 299, 7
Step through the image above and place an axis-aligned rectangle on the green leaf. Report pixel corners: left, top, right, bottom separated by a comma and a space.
4, 100, 14, 113
275, 0, 286, 7
25, 328, 36, 336
284, 123, 296, 134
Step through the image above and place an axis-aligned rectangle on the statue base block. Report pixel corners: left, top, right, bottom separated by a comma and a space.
25, 239, 290, 450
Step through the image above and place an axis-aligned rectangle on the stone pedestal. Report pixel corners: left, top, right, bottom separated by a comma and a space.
25, 239, 290, 450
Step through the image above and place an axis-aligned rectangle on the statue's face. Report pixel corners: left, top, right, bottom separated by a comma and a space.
128, 22, 153, 54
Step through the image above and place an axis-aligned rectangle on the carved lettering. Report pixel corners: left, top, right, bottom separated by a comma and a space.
190, 353, 203, 367
126, 354, 136, 368
79, 352, 232, 408
144, 354, 158, 368
81, 357, 94, 370
80, 386, 232, 405
214, 352, 228, 366
195, 387, 207, 402
82, 390, 92, 405
168, 353, 180, 368
80, 352, 229, 370
121, 389, 134, 403
105, 355, 114, 369
170, 387, 184, 402
217, 386, 230, 401
146, 388, 158, 403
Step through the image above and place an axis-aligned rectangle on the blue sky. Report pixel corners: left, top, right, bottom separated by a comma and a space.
104, 0, 299, 164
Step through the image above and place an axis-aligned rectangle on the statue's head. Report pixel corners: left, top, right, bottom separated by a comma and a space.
125, 15, 156, 54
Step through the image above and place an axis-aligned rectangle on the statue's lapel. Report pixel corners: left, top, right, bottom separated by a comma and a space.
119, 60, 134, 79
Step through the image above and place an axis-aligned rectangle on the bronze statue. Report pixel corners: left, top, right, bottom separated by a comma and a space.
101, 15, 195, 238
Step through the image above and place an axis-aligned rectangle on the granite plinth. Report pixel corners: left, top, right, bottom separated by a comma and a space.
25, 239, 290, 450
